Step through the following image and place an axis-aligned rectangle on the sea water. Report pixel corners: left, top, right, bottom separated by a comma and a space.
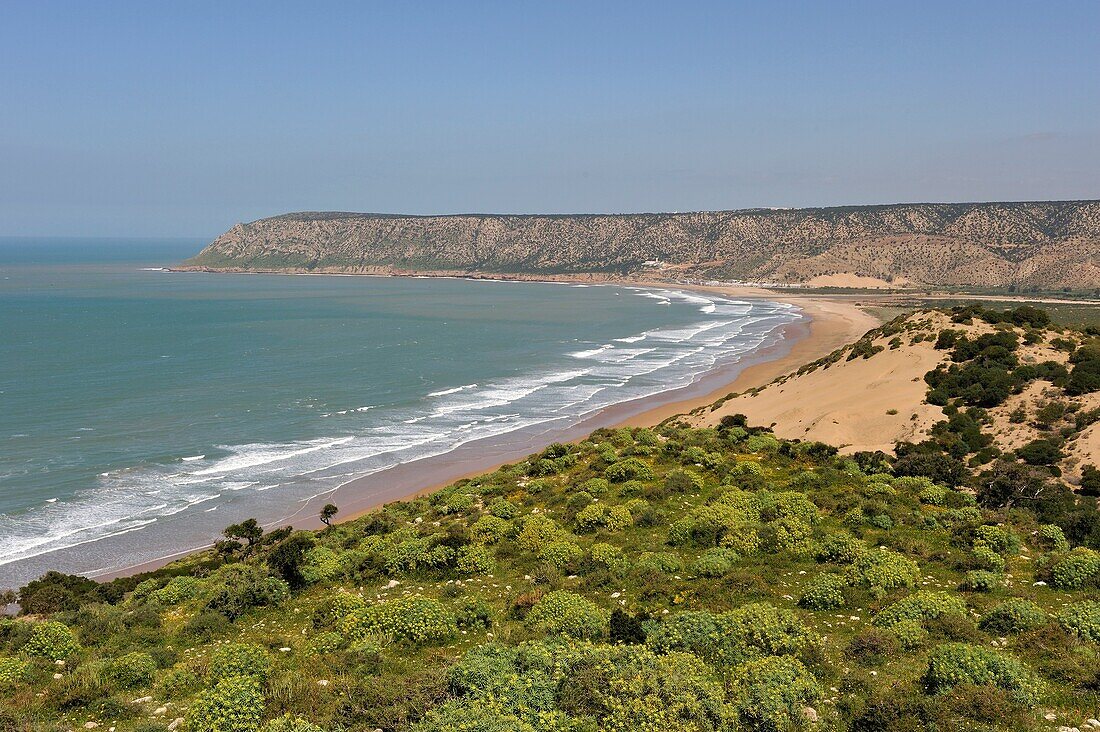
0, 237, 800, 586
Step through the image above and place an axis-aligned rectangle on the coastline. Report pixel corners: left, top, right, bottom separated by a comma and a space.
93, 276, 880, 583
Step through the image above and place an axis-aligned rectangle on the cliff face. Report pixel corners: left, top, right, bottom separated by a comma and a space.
186, 200, 1100, 289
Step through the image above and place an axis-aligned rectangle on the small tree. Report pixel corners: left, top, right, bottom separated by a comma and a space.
319, 503, 338, 527
224, 518, 263, 547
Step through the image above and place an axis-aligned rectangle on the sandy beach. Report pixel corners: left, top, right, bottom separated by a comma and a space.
95, 280, 880, 582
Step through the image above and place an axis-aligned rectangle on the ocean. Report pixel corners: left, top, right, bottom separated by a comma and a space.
0, 238, 801, 587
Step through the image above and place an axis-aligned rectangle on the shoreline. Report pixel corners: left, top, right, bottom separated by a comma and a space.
90, 275, 880, 583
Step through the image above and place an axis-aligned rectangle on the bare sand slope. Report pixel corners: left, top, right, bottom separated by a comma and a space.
687, 318, 949, 452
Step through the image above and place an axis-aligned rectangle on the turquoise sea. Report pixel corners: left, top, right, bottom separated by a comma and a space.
0, 238, 800, 587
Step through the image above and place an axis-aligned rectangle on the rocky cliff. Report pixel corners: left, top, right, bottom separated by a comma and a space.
185, 200, 1100, 289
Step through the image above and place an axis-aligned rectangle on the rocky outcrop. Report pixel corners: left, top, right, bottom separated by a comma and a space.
185, 201, 1100, 289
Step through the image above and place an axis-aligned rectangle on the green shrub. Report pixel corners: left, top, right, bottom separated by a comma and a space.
888, 618, 928, 649
664, 469, 704, 493
525, 591, 605, 639
873, 591, 967, 629
691, 548, 739, 577
1036, 524, 1069, 552
208, 643, 271, 683
979, 599, 1047, 634
729, 655, 823, 732
574, 503, 631, 532
150, 575, 202, 605
487, 498, 520, 519
636, 552, 683, 574
962, 570, 1002, 592
815, 532, 867, 564
456, 544, 495, 575
154, 666, 200, 699
471, 515, 511, 544
973, 525, 1020, 556
260, 715, 326, 732
848, 548, 920, 596
923, 643, 1041, 703
559, 645, 732, 732
604, 458, 653, 483
186, 675, 264, 732
22, 621, 79, 660
799, 573, 846, 610
971, 544, 1006, 573
1056, 601, 1100, 642
299, 546, 342, 583
646, 603, 809, 667
105, 651, 157, 689
340, 596, 455, 644
539, 541, 583, 570
312, 590, 367, 628
309, 631, 343, 654
0, 657, 25, 687
203, 564, 290, 620
589, 542, 624, 568
515, 515, 566, 553
1049, 548, 1100, 589
455, 597, 493, 630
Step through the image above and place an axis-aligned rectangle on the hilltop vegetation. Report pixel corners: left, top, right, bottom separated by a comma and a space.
3, 307, 1100, 732
183, 200, 1100, 290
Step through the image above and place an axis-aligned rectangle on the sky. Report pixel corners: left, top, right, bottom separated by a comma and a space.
2, 1, 1099, 238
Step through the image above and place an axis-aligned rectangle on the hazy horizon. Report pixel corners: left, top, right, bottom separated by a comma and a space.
3, 1, 1099, 238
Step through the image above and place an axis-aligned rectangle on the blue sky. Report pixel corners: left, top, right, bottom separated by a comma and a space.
2, 1, 1098, 237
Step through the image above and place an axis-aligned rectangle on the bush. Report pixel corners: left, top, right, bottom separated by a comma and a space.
456, 544, 495, 575
730, 655, 823, 732
962, 570, 1002, 592
525, 591, 605, 639
203, 564, 290, 620
604, 458, 654, 483
574, 503, 631, 533
149, 575, 202, 605
664, 469, 704, 493
973, 525, 1020, 556
260, 715, 326, 732
1056, 601, 1100, 642
799, 573, 846, 610
309, 631, 343, 654
486, 498, 519, 519
559, 645, 731, 732
979, 599, 1047, 634
848, 549, 920, 596
471, 515, 511, 544
1049, 548, 1100, 589
105, 652, 157, 689
691, 548, 739, 577
1036, 524, 1069, 552
1017, 438, 1062, 466
187, 675, 264, 732
873, 591, 968, 629
455, 597, 493, 630
539, 541, 583, 570
209, 643, 271, 683
0, 657, 25, 687
22, 620, 78, 660
589, 542, 624, 569
341, 596, 456, 645
635, 552, 683, 574
815, 532, 867, 564
923, 643, 1041, 703
646, 603, 809, 667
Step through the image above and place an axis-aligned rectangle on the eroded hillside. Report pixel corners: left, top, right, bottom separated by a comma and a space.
185, 201, 1100, 289
689, 306, 1100, 487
